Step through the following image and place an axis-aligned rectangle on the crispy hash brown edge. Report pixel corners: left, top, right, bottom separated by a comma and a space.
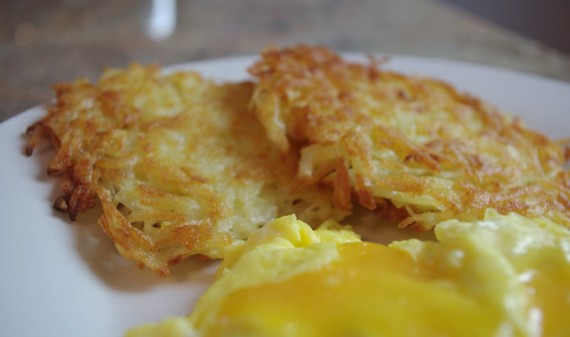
24, 66, 218, 274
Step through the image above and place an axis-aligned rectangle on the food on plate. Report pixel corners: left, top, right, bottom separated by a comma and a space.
25, 64, 345, 274
20, 45, 570, 337
249, 44, 570, 230
126, 212, 570, 337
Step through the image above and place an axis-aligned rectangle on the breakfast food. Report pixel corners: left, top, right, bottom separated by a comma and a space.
126, 213, 570, 337
22, 45, 570, 336
249, 45, 570, 230
25, 64, 344, 274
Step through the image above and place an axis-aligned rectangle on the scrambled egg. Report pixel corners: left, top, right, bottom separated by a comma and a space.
126, 211, 570, 337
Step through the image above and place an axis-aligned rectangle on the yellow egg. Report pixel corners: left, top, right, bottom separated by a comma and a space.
126, 211, 570, 337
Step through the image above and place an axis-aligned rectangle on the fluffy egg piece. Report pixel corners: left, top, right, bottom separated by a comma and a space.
126, 211, 570, 337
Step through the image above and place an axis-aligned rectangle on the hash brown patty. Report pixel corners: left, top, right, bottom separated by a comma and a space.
249, 45, 570, 230
26, 64, 344, 274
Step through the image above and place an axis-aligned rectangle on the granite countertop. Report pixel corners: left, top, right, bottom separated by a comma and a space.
1, 0, 569, 123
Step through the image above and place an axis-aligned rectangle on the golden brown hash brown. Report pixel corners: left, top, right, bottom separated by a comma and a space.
26, 64, 345, 274
249, 45, 570, 230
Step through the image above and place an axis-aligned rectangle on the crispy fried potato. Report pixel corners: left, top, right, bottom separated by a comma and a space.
249, 45, 570, 230
26, 64, 345, 274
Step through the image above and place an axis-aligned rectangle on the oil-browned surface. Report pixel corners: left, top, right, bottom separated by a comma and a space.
26, 64, 344, 274
249, 45, 570, 230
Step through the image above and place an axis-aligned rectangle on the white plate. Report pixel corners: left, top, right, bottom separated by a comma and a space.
1, 55, 569, 337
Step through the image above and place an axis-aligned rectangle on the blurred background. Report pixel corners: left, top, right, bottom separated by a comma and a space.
1, 0, 569, 122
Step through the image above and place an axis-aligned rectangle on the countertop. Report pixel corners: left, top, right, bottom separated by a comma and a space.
2, 0, 570, 123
